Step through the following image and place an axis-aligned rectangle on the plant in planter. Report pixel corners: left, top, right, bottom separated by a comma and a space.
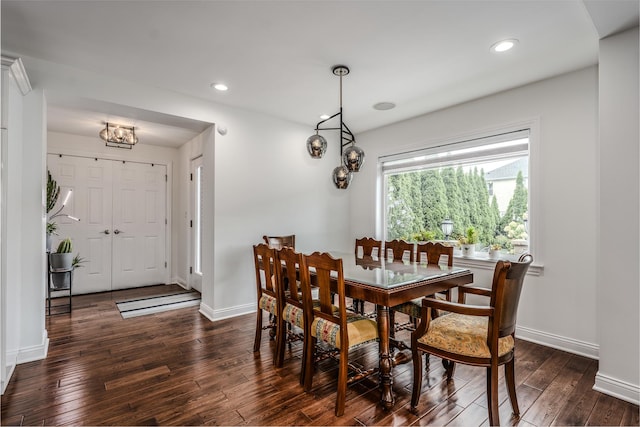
488, 243, 502, 259
46, 171, 60, 251
50, 238, 74, 289
459, 226, 478, 257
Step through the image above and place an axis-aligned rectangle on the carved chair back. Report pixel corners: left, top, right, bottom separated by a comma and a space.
354, 237, 382, 258
385, 239, 415, 262
263, 234, 296, 250
416, 242, 453, 266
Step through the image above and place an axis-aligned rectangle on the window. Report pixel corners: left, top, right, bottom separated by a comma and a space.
381, 129, 529, 260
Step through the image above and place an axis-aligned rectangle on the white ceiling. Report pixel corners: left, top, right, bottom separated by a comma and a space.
1, 1, 638, 148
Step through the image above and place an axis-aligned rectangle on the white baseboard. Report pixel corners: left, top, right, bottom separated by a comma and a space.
1, 356, 16, 395
594, 372, 640, 405
17, 330, 49, 364
171, 277, 187, 288
198, 301, 255, 322
515, 325, 599, 359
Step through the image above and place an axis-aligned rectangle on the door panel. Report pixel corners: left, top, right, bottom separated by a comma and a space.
111, 161, 166, 289
48, 155, 113, 294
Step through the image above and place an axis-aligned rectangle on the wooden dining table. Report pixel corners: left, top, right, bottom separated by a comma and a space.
329, 252, 473, 410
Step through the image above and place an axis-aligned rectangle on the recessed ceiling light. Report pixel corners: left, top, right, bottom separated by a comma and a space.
211, 83, 228, 91
373, 102, 396, 111
319, 114, 330, 120
490, 39, 518, 53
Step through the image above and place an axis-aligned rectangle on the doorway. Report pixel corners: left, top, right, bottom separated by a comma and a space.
48, 154, 168, 294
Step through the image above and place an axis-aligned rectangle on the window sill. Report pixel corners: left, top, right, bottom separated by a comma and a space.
453, 254, 544, 276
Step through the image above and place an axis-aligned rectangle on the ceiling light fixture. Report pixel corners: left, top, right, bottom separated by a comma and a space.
373, 102, 396, 111
99, 122, 138, 149
490, 39, 518, 53
306, 65, 364, 190
211, 83, 228, 91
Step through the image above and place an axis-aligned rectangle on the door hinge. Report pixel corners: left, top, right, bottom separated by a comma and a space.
165, 218, 167, 225
190, 266, 193, 274
165, 174, 168, 182
165, 262, 167, 268
190, 220, 193, 228
190, 173, 193, 181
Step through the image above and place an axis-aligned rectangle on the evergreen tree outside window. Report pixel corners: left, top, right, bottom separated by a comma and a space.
381, 129, 529, 258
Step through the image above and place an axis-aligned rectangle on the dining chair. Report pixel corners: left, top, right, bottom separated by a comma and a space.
410, 253, 533, 426
352, 237, 383, 314
263, 234, 295, 250
390, 242, 455, 328
272, 246, 308, 384
354, 237, 382, 258
300, 252, 379, 417
252, 243, 280, 358
384, 239, 415, 262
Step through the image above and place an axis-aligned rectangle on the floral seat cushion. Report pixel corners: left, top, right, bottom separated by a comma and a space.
311, 313, 378, 349
391, 294, 449, 319
417, 313, 514, 358
282, 301, 338, 329
258, 294, 278, 315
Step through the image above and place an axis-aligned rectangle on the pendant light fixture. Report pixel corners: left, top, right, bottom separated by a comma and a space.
306, 65, 365, 189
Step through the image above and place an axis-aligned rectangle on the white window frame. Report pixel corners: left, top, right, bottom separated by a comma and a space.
377, 120, 543, 275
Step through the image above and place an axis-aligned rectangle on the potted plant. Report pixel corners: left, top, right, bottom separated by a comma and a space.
459, 226, 478, 257
50, 238, 73, 289
488, 243, 502, 259
46, 170, 60, 252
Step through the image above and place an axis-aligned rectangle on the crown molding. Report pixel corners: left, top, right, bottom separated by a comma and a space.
1, 55, 32, 95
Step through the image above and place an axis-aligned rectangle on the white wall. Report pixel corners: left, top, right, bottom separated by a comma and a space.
351, 66, 600, 356
179, 114, 351, 321
595, 26, 639, 405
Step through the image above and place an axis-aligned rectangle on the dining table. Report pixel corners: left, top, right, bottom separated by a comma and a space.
329, 251, 473, 410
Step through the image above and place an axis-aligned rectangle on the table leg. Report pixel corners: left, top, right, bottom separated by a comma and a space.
377, 304, 395, 410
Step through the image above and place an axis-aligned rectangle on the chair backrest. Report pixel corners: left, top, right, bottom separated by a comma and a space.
263, 234, 296, 250
300, 252, 347, 344
385, 239, 415, 262
355, 237, 382, 257
274, 246, 304, 308
491, 253, 533, 337
416, 242, 453, 266
253, 243, 278, 299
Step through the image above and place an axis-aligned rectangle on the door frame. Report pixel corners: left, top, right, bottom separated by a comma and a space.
46, 150, 173, 290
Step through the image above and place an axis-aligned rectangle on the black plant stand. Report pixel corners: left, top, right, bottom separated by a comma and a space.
47, 254, 73, 315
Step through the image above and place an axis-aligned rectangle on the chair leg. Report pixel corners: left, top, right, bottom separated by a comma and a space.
505, 358, 520, 416
410, 347, 424, 410
443, 359, 456, 381
487, 364, 500, 426
253, 309, 263, 352
274, 316, 285, 367
335, 347, 348, 416
303, 336, 316, 392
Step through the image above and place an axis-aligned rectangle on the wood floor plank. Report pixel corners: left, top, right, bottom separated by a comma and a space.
1, 285, 638, 426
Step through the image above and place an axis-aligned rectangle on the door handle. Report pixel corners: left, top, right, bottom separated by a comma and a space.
114, 229, 121, 235
103, 229, 110, 235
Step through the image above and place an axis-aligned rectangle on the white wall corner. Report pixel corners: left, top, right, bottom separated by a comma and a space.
594, 372, 640, 406
17, 330, 49, 364
516, 325, 599, 359
171, 277, 188, 289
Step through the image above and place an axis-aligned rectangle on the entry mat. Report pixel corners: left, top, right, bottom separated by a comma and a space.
116, 291, 201, 319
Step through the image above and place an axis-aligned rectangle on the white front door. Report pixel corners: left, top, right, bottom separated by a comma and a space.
112, 161, 166, 289
48, 155, 167, 294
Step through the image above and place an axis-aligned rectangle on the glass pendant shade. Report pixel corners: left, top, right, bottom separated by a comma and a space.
343, 144, 365, 172
332, 165, 352, 189
306, 134, 327, 158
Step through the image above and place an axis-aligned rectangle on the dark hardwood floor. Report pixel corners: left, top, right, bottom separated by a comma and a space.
2, 285, 638, 426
